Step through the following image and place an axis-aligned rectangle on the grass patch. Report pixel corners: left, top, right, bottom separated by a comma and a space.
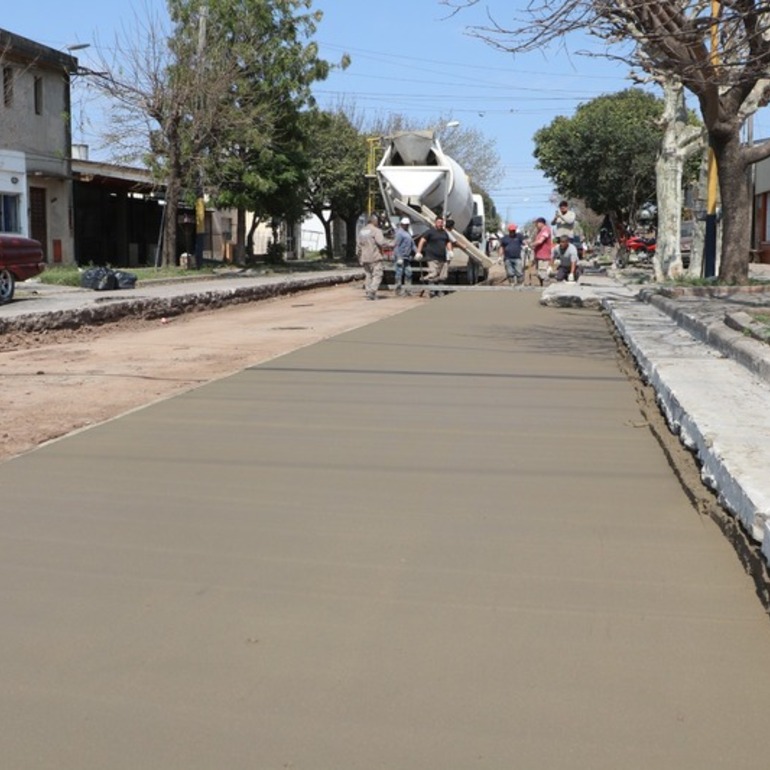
38, 265, 217, 287
38, 259, 354, 288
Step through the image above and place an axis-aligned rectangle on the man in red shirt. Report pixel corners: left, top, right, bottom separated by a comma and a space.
531, 217, 553, 286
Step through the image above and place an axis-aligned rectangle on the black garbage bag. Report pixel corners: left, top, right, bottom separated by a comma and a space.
113, 270, 137, 289
80, 267, 117, 291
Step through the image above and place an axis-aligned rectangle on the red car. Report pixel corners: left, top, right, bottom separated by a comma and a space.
0, 234, 45, 303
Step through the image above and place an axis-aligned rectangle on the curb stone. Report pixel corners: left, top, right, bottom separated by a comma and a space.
0, 272, 362, 334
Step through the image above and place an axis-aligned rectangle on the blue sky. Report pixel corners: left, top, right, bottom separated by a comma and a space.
6, 0, 765, 225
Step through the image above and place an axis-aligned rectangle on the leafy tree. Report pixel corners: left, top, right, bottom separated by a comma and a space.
182, 0, 343, 260
92, 5, 239, 265
474, 186, 501, 234
533, 89, 665, 227
300, 109, 368, 259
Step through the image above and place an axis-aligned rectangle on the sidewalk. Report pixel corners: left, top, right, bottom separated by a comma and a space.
543, 269, 770, 569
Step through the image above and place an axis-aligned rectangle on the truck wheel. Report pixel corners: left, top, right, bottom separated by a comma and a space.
0, 269, 15, 303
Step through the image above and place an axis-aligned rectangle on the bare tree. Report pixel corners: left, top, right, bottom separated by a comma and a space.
443, 0, 770, 283
87, 5, 237, 266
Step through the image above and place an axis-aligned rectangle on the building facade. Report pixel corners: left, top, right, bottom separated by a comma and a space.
0, 29, 78, 263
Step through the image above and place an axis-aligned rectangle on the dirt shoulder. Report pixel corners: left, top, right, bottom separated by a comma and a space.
1, 283, 423, 462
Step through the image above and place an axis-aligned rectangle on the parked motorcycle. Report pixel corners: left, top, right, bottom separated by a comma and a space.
616, 233, 656, 268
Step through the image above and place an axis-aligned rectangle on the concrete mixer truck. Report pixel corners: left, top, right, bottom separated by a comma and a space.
375, 130, 492, 285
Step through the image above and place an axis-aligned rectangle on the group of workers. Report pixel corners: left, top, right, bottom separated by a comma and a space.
498, 200, 581, 287
355, 200, 582, 300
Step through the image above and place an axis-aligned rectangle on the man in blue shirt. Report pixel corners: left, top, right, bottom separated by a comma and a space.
498, 223, 525, 286
392, 217, 415, 296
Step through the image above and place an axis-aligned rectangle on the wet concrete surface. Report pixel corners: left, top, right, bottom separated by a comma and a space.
2, 290, 770, 768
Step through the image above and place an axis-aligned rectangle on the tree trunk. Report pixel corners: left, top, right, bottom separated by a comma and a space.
655, 147, 684, 282
162, 117, 182, 267
320, 213, 333, 257
163, 162, 181, 266
715, 133, 752, 283
654, 79, 702, 281
236, 205, 247, 262
688, 152, 709, 278
246, 213, 260, 259
344, 216, 358, 263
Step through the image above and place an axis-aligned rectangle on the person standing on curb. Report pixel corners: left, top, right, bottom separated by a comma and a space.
356, 214, 389, 300
498, 223, 525, 286
415, 216, 453, 298
392, 217, 415, 296
551, 200, 577, 241
531, 217, 553, 286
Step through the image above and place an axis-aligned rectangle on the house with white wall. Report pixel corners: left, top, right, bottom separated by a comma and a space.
0, 28, 78, 263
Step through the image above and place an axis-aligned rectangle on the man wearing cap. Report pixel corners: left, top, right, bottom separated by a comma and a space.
356, 213, 389, 300
415, 216, 453, 298
392, 216, 415, 296
498, 223, 525, 286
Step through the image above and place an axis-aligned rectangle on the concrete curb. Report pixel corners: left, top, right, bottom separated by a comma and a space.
640, 289, 770, 384
605, 297, 770, 545
0, 272, 362, 334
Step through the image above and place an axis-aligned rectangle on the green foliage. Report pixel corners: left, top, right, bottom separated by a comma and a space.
301, 108, 368, 232
264, 240, 286, 265
474, 186, 501, 233
38, 265, 218, 287
533, 89, 665, 222
184, 2, 332, 191
165, 0, 347, 243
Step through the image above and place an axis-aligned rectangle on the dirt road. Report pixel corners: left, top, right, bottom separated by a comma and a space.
1, 283, 423, 462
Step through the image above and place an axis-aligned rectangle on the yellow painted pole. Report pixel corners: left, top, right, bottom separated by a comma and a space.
707, 0, 719, 217
704, 0, 720, 277
366, 137, 380, 216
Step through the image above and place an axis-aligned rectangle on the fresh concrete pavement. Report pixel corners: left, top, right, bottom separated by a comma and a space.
2, 271, 770, 767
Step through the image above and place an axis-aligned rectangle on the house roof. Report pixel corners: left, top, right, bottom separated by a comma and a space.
0, 28, 78, 74
72, 158, 160, 195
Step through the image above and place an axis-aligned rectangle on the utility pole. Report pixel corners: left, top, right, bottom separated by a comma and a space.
366, 137, 382, 216
703, 0, 720, 278
194, 3, 208, 270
